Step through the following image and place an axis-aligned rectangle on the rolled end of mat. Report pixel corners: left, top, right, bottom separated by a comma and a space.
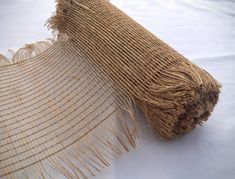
48, 0, 221, 139
137, 61, 221, 139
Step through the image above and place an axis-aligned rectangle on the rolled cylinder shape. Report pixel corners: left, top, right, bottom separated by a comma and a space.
49, 0, 221, 139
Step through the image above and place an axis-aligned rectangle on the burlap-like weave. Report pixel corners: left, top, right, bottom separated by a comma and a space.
49, 0, 220, 138
0, 0, 220, 178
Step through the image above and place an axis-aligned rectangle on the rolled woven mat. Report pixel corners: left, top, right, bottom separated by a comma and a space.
48, 0, 221, 138
0, 0, 221, 178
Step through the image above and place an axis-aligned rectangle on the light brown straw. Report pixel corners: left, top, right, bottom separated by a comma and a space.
0, 0, 220, 178
48, 0, 221, 139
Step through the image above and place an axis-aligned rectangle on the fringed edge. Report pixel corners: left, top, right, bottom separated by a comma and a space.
46, 0, 96, 37
0, 54, 11, 67
12, 39, 54, 63
0, 39, 54, 67
4, 99, 138, 179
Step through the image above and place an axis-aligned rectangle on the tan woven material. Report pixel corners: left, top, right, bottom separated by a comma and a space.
0, 0, 220, 178
0, 37, 137, 178
48, 0, 221, 138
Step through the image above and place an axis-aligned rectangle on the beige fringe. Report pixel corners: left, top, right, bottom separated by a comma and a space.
0, 39, 54, 66
0, 54, 10, 66
4, 103, 137, 179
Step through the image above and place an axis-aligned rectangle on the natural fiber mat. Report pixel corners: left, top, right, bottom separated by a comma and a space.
0, 0, 221, 178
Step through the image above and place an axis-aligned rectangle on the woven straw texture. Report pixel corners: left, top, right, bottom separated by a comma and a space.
0, 0, 220, 178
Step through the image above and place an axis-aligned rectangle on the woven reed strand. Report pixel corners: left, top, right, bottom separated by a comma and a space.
48, 0, 221, 139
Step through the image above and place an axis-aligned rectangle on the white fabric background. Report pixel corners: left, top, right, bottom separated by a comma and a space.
0, 0, 234, 179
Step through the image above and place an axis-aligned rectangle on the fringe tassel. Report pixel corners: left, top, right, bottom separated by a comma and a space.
2, 99, 138, 179
0, 39, 53, 67
0, 54, 10, 66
